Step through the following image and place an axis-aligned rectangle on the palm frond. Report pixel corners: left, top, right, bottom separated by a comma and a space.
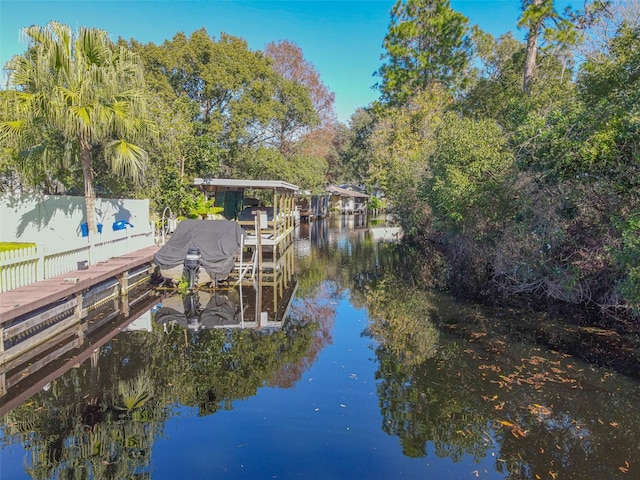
106, 139, 148, 181
69, 105, 92, 128
56, 86, 79, 105
0, 120, 26, 139
3, 20, 155, 193
116, 373, 153, 411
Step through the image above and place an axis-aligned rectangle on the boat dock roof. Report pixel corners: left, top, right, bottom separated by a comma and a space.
194, 178, 299, 192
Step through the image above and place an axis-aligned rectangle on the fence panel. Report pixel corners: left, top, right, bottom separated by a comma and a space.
0, 228, 154, 293
44, 246, 90, 278
0, 247, 40, 293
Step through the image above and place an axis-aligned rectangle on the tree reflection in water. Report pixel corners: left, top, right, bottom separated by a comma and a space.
362, 266, 640, 478
2, 310, 316, 478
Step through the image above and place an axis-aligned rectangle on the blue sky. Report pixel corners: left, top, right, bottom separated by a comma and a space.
0, 1, 564, 123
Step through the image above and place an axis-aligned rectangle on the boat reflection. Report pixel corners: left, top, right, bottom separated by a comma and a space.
155, 290, 242, 331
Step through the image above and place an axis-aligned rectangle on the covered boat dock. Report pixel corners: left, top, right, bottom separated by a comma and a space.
193, 178, 299, 251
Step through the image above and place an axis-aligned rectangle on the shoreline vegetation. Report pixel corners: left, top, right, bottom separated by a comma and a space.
409, 229, 639, 326
389, 236, 640, 379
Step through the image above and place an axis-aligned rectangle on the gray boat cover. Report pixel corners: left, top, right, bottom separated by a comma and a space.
153, 219, 245, 279
154, 292, 240, 329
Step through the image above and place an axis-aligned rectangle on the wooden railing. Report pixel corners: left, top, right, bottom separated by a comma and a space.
0, 230, 154, 293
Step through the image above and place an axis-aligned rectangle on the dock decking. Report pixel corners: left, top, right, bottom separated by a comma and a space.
1, 244, 160, 397
0, 245, 159, 324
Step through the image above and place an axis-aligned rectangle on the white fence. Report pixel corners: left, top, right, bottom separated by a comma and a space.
0, 230, 154, 293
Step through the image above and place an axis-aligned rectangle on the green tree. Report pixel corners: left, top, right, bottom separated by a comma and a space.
0, 22, 153, 235
424, 113, 515, 237
157, 30, 276, 146
139, 30, 322, 178
462, 26, 575, 132
520, 0, 549, 92
375, 0, 472, 105
368, 87, 449, 234
518, 0, 593, 93
263, 76, 318, 159
339, 108, 376, 184
460, 29, 525, 122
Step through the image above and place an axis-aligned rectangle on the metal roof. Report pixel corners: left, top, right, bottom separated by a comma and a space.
326, 185, 369, 198
193, 178, 299, 192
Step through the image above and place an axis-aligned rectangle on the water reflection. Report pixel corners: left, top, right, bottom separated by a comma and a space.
2, 215, 639, 479
155, 290, 242, 331
362, 256, 640, 478
1, 299, 315, 479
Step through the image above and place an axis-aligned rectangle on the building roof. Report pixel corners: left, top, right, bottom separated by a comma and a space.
326, 185, 369, 198
193, 178, 299, 192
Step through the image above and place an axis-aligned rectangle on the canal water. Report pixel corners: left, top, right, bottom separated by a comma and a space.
1, 215, 639, 479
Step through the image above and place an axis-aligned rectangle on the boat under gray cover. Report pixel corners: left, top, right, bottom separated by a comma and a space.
153, 219, 244, 281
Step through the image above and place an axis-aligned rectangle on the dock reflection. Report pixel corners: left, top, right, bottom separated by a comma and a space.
1, 242, 298, 415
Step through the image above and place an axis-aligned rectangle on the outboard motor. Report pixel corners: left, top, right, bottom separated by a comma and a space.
184, 247, 202, 289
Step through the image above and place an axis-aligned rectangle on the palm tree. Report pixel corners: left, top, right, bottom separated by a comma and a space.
519, 0, 547, 93
0, 21, 153, 235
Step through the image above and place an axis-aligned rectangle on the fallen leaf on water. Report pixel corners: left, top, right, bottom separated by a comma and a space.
497, 420, 515, 428
528, 404, 552, 416
511, 427, 528, 438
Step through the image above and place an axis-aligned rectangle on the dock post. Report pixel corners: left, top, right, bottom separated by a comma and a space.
75, 292, 85, 342
0, 321, 5, 395
121, 293, 130, 318
118, 271, 129, 296
77, 320, 85, 343
255, 214, 263, 273
75, 292, 83, 321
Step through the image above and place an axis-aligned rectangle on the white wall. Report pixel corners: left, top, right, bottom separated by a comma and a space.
0, 193, 151, 253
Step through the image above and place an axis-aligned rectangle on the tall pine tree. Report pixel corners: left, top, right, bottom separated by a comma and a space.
375, 0, 472, 106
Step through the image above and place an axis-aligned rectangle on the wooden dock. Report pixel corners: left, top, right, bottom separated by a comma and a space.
0, 245, 160, 383
0, 245, 159, 324
0, 283, 160, 415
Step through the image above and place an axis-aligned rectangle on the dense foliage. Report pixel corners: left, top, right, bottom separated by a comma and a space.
361, 0, 639, 319
1, 24, 339, 219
